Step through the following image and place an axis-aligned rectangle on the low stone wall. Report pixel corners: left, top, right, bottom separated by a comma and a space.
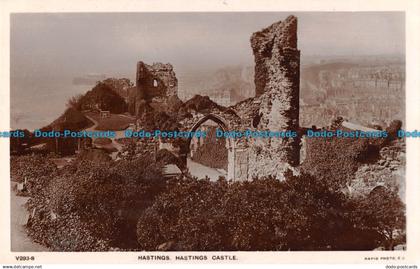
349, 139, 406, 198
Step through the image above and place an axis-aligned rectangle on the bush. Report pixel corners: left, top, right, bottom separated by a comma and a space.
156, 149, 183, 168
351, 186, 405, 250
301, 135, 376, 190
136, 174, 367, 251
27, 155, 166, 250
77, 148, 111, 163
10, 154, 58, 196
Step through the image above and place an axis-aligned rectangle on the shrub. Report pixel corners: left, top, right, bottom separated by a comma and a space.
351, 186, 406, 250
77, 148, 111, 163
301, 120, 403, 191
66, 94, 84, 110
27, 155, 166, 250
136, 174, 364, 251
156, 149, 182, 168
10, 154, 58, 196
301, 135, 375, 190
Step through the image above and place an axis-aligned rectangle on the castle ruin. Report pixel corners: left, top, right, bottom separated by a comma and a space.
128, 62, 179, 116
129, 15, 302, 180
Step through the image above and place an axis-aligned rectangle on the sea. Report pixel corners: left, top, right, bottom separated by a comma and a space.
10, 76, 96, 131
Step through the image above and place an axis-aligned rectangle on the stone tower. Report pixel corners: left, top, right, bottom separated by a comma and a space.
250, 15, 301, 168
128, 61, 179, 116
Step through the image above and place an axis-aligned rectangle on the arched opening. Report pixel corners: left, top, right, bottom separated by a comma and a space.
153, 79, 158, 87
185, 114, 233, 181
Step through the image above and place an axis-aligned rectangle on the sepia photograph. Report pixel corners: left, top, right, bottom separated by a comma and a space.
8, 11, 407, 252
1, 1, 419, 267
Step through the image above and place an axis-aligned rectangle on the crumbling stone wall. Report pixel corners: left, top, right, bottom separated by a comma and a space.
348, 139, 406, 198
129, 16, 302, 181
251, 15, 300, 99
244, 15, 301, 177
128, 62, 179, 116
124, 15, 405, 187
177, 106, 243, 179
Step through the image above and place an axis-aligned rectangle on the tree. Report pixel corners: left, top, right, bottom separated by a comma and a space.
66, 94, 84, 110
352, 186, 405, 250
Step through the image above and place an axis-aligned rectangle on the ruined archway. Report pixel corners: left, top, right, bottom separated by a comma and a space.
187, 114, 232, 147
184, 114, 235, 180
130, 15, 301, 181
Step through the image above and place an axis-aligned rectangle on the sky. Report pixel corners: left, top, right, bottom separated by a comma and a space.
11, 12, 405, 79
10, 12, 405, 130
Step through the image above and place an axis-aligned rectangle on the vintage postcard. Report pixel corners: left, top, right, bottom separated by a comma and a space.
0, 0, 419, 267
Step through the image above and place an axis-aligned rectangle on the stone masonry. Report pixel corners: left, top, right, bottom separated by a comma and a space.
250, 15, 301, 167
128, 62, 179, 116
131, 16, 302, 181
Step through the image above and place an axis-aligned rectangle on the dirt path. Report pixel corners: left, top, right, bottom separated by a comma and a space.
187, 158, 226, 181
84, 114, 123, 158
11, 182, 48, 251
84, 114, 99, 131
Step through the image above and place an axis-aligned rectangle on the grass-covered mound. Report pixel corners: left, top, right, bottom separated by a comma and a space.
76, 82, 127, 114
